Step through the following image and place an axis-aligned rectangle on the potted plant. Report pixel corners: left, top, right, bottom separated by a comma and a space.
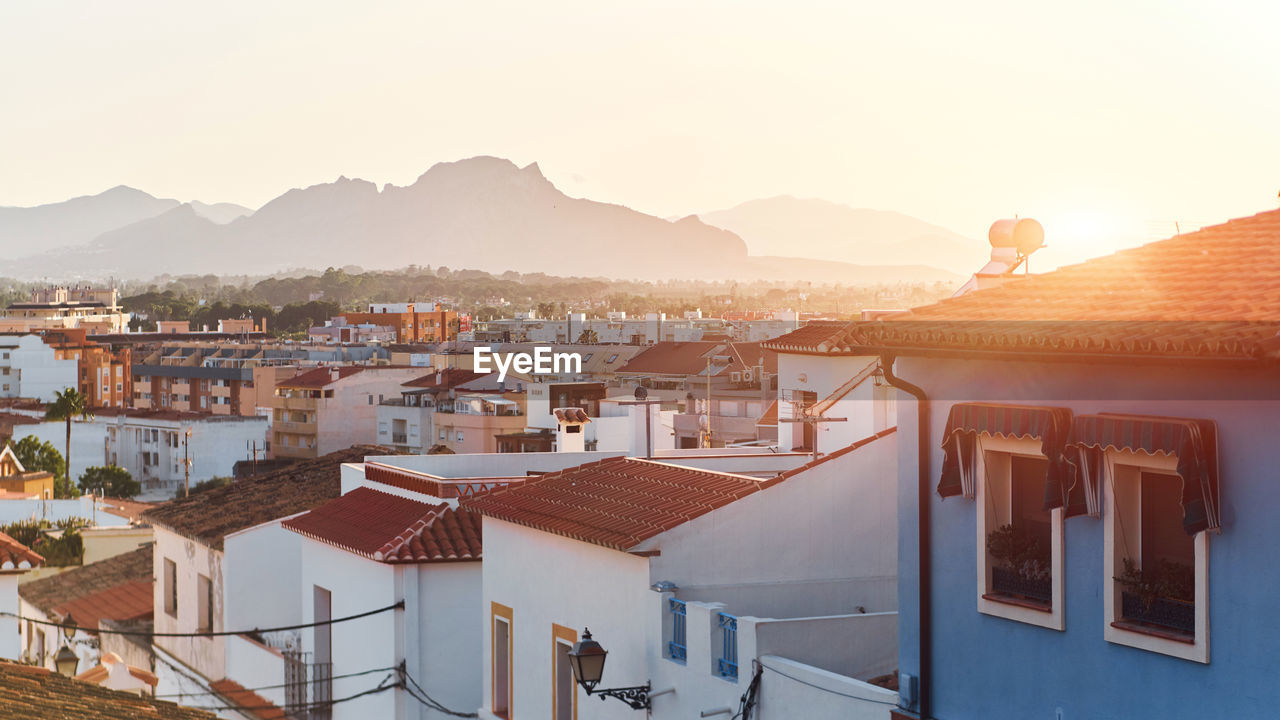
986, 524, 1052, 604
1115, 558, 1195, 635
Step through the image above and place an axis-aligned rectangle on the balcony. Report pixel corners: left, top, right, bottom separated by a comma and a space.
391, 432, 408, 445
274, 420, 317, 435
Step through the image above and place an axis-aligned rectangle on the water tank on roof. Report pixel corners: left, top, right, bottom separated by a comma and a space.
988, 218, 1045, 256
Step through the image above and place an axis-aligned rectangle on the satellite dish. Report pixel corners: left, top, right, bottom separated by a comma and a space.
634, 386, 649, 401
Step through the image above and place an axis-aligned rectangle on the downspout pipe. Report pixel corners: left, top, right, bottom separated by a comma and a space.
880, 353, 931, 719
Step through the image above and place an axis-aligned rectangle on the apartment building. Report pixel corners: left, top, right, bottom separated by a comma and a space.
0, 334, 77, 402
430, 374, 528, 454
0, 286, 128, 334
131, 343, 301, 416
40, 328, 132, 408
98, 409, 269, 498
308, 316, 397, 344
376, 368, 483, 454
340, 302, 459, 344
272, 366, 421, 459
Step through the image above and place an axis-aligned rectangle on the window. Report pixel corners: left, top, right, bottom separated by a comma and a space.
439, 430, 447, 441
163, 558, 178, 616
456, 430, 465, 442
975, 437, 1065, 630
667, 598, 687, 662
607, 354, 618, 363
1104, 452, 1209, 662
491, 602, 513, 718
552, 624, 577, 720
197, 574, 213, 632
717, 612, 739, 680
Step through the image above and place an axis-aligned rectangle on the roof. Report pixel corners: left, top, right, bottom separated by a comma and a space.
209, 679, 284, 720
100, 497, 158, 523
0, 661, 216, 719
283, 487, 481, 563
277, 366, 364, 388
553, 407, 591, 423
54, 580, 153, 631
461, 456, 763, 551
765, 209, 1280, 361
403, 368, 483, 389
755, 399, 779, 427
20, 545, 150, 616
762, 321, 864, 354
75, 653, 159, 688
617, 341, 723, 376
143, 446, 392, 550
0, 531, 43, 571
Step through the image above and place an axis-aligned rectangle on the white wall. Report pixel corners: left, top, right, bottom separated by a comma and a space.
755, 655, 896, 720
0, 335, 77, 402
153, 526, 226, 684
0, 574, 19, 660
0, 496, 128, 526
318, 370, 422, 455
224, 520, 304, 632
480, 518, 652, 720
415, 562, 484, 719
12, 419, 105, 487
775, 354, 893, 453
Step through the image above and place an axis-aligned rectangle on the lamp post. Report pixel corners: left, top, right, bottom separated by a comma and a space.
54, 644, 79, 677
566, 629, 651, 710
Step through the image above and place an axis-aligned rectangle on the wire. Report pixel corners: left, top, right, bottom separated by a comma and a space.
758, 661, 899, 706
193, 674, 401, 713
153, 665, 398, 698
1, 600, 403, 638
400, 666, 479, 718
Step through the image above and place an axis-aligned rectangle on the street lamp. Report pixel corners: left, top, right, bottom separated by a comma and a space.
566, 629, 650, 710
54, 645, 79, 677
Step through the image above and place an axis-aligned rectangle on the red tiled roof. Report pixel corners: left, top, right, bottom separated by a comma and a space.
210, 679, 285, 720
553, 407, 591, 423
54, 579, 153, 631
404, 368, 484, 389
20, 546, 151, 616
755, 400, 779, 427
0, 661, 216, 719
461, 456, 763, 551
363, 462, 523, 499
617, 341, 723, 376
283, 487, 481, 563
766, 208, 1280, 360
277, 366, 364, 388
75, 653, 159, 688
143, 446, 392, 549
0, 530, 43, 571
725, 342, 779, 374
100, 497, 159, 522
762, 321, 864, 354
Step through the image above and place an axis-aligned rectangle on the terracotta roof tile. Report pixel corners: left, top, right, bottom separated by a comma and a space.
282, 487, 481, 563
766, 208, 1280, 360
53, 579, 154, 631
143, 445, 393, 549
20, 545, 150, 616
461, 456, 762, 551
617, 341, 724, 376
210, 679, 285, 720
0, 530, 43, 571
0, 660, 216, 719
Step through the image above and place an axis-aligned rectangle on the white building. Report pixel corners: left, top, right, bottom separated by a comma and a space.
0, 335, 77, 402
100, 410, 269, 499
1, 531, 44, 662
462, 431, 900, 720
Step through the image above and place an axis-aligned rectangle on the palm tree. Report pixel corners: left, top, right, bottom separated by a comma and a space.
46, 387, 92, 497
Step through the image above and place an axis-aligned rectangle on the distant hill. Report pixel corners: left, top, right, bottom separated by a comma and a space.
0, 185, 180, 258
699, 196, 984, 275
6, 158, 960, 285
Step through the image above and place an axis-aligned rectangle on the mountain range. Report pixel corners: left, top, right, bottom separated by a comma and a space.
3, 157, 972, 284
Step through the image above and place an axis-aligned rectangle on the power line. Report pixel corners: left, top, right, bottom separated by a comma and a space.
759, 662, 899, 706
153, 665, 398, 699
194, 674, 401, 713
1, 600, 403, 638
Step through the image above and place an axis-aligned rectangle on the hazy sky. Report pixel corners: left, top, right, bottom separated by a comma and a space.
4, 1, 1279, 268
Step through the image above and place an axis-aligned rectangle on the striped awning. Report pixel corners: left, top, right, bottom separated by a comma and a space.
938, 402, 1075, 510
1068, 413, 1220, 534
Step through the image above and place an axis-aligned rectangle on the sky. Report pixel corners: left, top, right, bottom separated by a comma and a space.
3, 1, 1279, 269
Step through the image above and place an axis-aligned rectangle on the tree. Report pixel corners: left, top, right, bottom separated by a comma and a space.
9, 436, 66, 481
78, 465, 141, 499
46, 387, 93, 498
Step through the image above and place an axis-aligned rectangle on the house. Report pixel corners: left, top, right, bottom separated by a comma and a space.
0, 444, 54, 499
806, 208, 1280, 719
17, 545, 152, 676
341, 302, 458, 344
271, 366, 421, 459
0, 285, 128, 334
309, 316, 398, 344
140, 446, 387, 717
430, 373, 528, 454
279, 485, 484, 719
376, 368, 484, 454
0, 531, 44, 661
97, 408, 269, 499
0, 660, 216, 719
0, 334, 78, 402
461, 432, 899, 720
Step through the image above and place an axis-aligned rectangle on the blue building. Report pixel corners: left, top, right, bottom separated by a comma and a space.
779, 207, 1280, 719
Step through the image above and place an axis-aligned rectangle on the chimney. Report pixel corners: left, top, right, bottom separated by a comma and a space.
554, 407, 590, 453
329, 367, 340, 383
